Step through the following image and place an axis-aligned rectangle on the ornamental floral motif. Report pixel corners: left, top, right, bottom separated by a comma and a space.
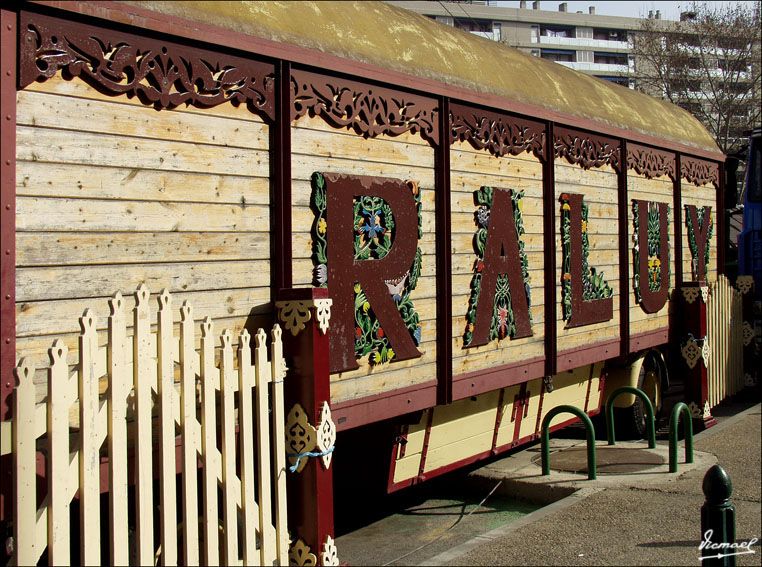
560, 194, 613, 321
681, 157, 720, 188
311, 173, 423, 365
20, 12, 275, 120
632, 201, 671, 303
553, 130, 621, 172
626, 145, 676, 180
464, 187, 532, 345
449, 104, 546, 160
292, 70, 438, 144
685, 205, 713, 280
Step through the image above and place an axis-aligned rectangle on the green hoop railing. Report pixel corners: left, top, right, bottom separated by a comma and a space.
541, 405, 597, 480
669, 402, 694, 473
605, 386, 656, 448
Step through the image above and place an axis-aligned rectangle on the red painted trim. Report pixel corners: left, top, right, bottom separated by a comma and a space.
1, 8, 16, 422
511, 382, 529, 446
435, 96, 453, 404
331, 380, 437, 431
544, 120, 558, 377
629, 328, 669, 351
25, 1, 724, 162
674, 155, 684, 285
491, 387, 505, 454
556, 338, 620, 373
273, 60, 292, 292
618, 139, 630, 357
417, 409, 434, 481
584, 363, 595, 412
534, 380, 546, 437
1, 7, 17, 524
451, 357, 545, 401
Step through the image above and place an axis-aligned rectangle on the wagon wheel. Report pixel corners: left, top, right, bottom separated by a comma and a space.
615, 350, 666, 439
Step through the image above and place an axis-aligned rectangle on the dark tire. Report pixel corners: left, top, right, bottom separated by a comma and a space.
614, 351, 665, 440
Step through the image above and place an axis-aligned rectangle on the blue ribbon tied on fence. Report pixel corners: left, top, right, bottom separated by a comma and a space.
287, 446, 336, 472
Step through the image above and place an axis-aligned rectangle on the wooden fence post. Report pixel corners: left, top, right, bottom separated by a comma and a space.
276, 287, 338, 566
679, 282, 716, 430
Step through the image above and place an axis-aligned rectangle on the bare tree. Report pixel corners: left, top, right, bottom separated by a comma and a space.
632, 3, 761, 154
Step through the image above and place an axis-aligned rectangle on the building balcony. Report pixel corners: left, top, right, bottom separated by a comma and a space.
558, 61, 630, 73
534, 36, 631, 50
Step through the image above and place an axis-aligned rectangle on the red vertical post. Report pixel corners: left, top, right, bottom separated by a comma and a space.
276, 287, 337, 565
679, 282, 716, 430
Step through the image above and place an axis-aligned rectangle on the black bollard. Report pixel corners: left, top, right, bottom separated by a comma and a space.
700, 464, 736, 566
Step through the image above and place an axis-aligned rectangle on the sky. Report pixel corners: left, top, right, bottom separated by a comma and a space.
494, 1, 755, 21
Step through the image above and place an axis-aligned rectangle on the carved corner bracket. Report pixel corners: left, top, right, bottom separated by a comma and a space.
321, 535, 340, 566
688, 400, 711, 420
742, 321, 755, 347
285, 401, 335, 473
681, 286, 709, 304
681, 156, 720, 188
275, 298, 333, 337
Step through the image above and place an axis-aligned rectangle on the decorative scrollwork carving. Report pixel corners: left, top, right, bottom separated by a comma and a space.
682, 287, 701, 304
682, 335, 709, 369
553, 128, 621, 172
743, 321, 755, 347
449, 103, 546, 160
688, 400, 711, 419
321, 536, 340, 566
289, 538, 318, 566
19, 12, 275, 120
736, 275, 754, 295
316, 402, 337, 470
627, 143, 676, 180
313, 298, 333, 335
286, 404, 317, 474
681, 156, 720, 188
275, 301, 313, 337
291, 69, 439, 144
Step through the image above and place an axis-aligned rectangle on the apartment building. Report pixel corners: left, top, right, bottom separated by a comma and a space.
388, 1, 656, 87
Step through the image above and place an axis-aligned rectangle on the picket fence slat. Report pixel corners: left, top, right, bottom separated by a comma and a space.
12, 287, 289, 566
706, 275, 745, 408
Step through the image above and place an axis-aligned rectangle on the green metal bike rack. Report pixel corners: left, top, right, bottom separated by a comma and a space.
669, 402, 694, 473
541, 405, 597, 480
605, 386, 656, 448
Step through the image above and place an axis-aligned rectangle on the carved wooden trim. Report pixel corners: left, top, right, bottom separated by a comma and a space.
681, 156, 720, 188
19, 11, 275, 121
289, 538, 318, 566
449, 103, 546, 161
627, 143, 676, 180
736, 275, 754, 295
315, 402, 336, 470
285, 403, 318, 474
291, 69, 439, 144
321, 535, 340, 566
553, 127, 621, 172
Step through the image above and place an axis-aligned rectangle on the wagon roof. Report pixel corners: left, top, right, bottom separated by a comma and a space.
125, 0, 722, 157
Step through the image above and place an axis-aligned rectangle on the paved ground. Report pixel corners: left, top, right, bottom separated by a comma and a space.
337, 396, 761, 566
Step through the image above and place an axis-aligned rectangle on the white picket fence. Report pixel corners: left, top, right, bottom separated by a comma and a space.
12, 285, 289, 566
705, 275, 745, 407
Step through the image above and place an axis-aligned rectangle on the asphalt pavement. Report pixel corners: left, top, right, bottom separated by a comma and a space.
337, 396, 761, 566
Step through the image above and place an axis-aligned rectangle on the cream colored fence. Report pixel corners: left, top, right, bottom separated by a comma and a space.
706, 275, 745, 407
12, 285, 289, 566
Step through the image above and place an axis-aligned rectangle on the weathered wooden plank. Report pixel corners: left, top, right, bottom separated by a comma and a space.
16, 196, 269, 232
450, 151, 543, 180
14, 360, 39, 566
24, 73, 269, 122
291, 155, 435, 186
17, 126, 270, 177
16, 287, 272, 340
330, 361, 438, 404
17, 161, 271, 204
17, 231, 271, 266
270, 326, 290, 566
17, 260, 271, 302
17, 89, 270, 149
238, 330, 259, 565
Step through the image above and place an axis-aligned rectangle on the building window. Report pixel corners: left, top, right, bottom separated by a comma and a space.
541, 49, 575, 62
